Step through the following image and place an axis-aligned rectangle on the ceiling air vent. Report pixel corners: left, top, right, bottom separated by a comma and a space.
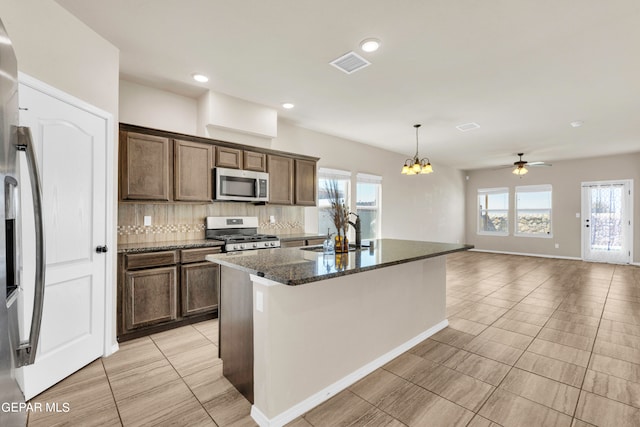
330, 51, 371, 74
456, 122, 481, 132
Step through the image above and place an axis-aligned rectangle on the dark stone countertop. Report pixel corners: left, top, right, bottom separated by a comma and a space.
118, 239, 224, 254
206, 239, 473, 286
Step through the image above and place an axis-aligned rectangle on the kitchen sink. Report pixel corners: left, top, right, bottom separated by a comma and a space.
299, 244, 370, 253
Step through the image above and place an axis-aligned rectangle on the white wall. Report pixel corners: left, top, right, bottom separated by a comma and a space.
1, 0, 119, 116
120, 80, 198, 135
1, 0, 120, 348
273, 121, 467, 244
465, 152, 640, 263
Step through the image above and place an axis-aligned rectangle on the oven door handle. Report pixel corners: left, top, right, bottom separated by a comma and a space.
15, 126, 46, 367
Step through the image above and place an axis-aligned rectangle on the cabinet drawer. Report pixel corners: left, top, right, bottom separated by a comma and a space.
125, 251, 178, 269
306, 238, 325, 246
180, 247, 222, 264
281, 239, 305, 248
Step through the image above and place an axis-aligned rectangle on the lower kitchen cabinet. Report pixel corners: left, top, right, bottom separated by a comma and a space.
124, 266, 177, 330
118, 246, 222, 341
181, 262, 219, 316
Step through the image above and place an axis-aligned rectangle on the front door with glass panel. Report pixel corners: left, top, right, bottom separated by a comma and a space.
581, 180, 632, 264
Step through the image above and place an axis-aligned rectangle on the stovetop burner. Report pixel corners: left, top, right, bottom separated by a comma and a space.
213, 233, 278, 243
205, 216, 281, 252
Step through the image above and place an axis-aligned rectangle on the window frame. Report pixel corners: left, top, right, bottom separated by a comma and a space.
514, 184, 553, 238
477, 187, 510, 236
317, 168, 352, 236
356, 173, 382, 240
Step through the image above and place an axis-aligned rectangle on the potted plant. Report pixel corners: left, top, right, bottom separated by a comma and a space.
325, 180, 350, 252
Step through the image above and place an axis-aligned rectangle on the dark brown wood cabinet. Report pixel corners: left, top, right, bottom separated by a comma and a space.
267, 155, 294, 205
124, 266, 177, 330
120, 131, 171, 201
243, 150, 266, 172
180, 248, 220, 317
216, 146, 243, 169
294, 159, 317, 206
118, 246, 221, 341
174, 140, 213, 202
119, 124, 318, 205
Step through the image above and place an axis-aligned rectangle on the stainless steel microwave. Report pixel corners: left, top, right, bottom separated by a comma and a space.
214, 167, 269, 202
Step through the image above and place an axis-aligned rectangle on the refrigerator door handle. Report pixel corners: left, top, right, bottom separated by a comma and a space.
15, 126, 46, 367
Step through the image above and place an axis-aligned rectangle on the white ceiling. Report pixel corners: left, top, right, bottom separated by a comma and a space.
55, 0, 640, 170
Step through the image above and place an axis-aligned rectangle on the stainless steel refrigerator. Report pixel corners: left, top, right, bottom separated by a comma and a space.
1, 17, 46, 427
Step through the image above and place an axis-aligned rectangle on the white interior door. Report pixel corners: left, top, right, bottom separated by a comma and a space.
16, 78, 110, 400
581, 180, 632, 264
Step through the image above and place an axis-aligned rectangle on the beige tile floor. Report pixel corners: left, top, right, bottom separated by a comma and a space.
27, 251, 640, 426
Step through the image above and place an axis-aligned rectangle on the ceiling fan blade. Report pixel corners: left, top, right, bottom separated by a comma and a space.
528, 162, 552, 167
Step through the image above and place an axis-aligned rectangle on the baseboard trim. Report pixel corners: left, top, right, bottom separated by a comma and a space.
469, 248, 582, 261
250, 319, 449, 427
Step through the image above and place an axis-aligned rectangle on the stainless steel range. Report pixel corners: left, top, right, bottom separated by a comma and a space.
205, 216, 280, 252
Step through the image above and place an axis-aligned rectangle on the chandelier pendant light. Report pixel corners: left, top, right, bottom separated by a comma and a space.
401, 124, 433, 175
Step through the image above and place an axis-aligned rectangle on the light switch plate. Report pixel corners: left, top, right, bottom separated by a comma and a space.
144, 216, 152, 226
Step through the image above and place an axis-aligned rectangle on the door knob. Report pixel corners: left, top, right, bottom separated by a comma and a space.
95, 245, 108, 253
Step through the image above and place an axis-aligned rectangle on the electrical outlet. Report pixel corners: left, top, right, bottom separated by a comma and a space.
143, 216, 152, 226
555, 243, 560, 249
269, 215, 275, 224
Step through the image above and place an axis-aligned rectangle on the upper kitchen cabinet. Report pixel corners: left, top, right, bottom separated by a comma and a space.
174, 140, 213, 202
267, 155, 294, 205
119, 124, 318, 205
243, 150, 267, 172
120, 131, 172, 201
294, 159, 317, 206
216, 146, 243, 169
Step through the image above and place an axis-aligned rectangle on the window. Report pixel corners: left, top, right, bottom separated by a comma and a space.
356, 173, 382, 240
515, 185, 552, 237
478, 188, 509, 235
318, 168, 351, 237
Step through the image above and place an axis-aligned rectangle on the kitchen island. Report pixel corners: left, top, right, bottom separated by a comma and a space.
206, 239, 472, 427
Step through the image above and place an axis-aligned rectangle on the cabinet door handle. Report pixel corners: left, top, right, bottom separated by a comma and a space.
96, 245, 108, 253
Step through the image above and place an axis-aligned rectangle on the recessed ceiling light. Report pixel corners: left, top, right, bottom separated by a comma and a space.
360, 38, 381, 53
192, 73, 209, 83
570, 120, 584, 128
456, 122, 480, 132
282, 103, 294, 109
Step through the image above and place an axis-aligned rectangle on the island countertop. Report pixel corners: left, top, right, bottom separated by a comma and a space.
206, 239, 472, 286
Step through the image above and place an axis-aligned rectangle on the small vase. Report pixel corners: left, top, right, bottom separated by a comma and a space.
334, 235, 349, 253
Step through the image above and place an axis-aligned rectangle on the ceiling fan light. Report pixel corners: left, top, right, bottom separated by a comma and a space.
513, 166, 528, 175
412, 162, 421, 173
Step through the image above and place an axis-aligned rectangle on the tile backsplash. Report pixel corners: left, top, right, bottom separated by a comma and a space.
118, 202, 306, 245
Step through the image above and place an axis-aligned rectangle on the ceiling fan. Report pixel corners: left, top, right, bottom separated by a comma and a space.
510, 153, 552, 176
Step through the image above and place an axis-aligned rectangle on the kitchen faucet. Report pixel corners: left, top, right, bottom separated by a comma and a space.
348, 213, 361, 248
